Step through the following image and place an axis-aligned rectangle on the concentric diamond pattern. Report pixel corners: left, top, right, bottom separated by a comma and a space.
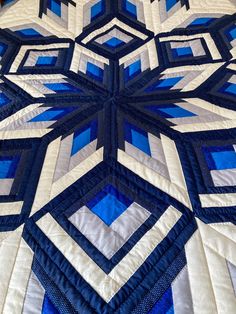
0, 1, 236, 313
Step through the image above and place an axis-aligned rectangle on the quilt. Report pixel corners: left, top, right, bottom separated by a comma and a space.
0, 0, 236, 313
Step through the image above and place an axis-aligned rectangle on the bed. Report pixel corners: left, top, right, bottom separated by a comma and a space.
0, 0, 236, 313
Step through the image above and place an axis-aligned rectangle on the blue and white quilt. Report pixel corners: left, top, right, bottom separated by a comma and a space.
0, 0, 236, 313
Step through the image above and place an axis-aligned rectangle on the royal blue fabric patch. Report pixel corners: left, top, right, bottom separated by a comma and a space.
225, 83, 236, 96
174, 47, 193, 57
124, 0, 137, 17
153, 105, 196, 118
29, 107, 75, 122
71, 120, 97, 156
190, 17, 214, 26
148, 287, 174, 314
48, 0, 61, 17
105, 37, 125, 47
1, 3, 236, 314
145, 77, 183, 92
87, 184, 132, 225
0, 156, 20, 179
16, 28, 42, 37
166, 0, 178, 11
156, 77, 183, 88
36, 56, 57, 66
71, 127, 91, 155
211, 150, 236, 170
86, 62, 104, 81
42, 295, 60, 314
125, 121, 151, 156
91, 0, 104, 20
0, 43, 7, 56
90, 193, 127, 225
202, 145, 236, 170
229, 27, 236, 40
44, 83, 81, 93
0, 93, 10, 107
124, 59, 141, 81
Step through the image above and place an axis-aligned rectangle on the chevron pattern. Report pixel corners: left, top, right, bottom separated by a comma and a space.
0, 0, 236, 313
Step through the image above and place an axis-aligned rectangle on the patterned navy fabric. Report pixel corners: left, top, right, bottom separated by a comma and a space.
0, 0, 236, 313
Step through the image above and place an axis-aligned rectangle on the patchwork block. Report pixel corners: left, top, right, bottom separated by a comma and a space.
69, 201, 150, 259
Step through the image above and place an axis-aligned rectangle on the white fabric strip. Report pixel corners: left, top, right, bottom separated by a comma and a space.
37, 206, 181, 302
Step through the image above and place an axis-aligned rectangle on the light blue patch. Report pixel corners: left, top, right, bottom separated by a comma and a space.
91, 1, 103, 20
90, 193, 128, 226
131, 129, 151, 156
211, 151, 236, 170
71, 127, 91, 156
104, 37, 125, 48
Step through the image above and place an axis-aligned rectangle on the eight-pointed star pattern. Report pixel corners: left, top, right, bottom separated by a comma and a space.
0, 0, 236, 313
